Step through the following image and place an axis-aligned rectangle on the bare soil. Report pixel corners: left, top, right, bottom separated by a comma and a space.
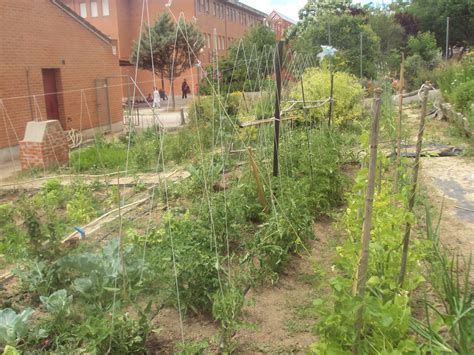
150, 219, 343, 354
404, 107, 474, 263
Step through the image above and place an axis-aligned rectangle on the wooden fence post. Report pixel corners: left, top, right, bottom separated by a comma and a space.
273, 41, 284, 177
394, 53, 405, 193
328, 71, 334, 127
398, 84, 429, 287
247, 148, 269, 214
352, 88, 382, 354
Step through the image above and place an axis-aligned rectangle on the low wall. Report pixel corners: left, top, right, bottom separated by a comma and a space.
439, 103, 472, 137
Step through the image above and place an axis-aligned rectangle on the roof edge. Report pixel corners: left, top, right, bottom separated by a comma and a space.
225, 1, 267, 18
269, 10, 296, 25
49, 0, 112, 45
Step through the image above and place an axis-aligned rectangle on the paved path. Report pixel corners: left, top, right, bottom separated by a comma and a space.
404, 106, 474, 261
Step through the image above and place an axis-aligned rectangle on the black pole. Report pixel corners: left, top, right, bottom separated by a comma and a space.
273, 41, 284, 177
328, 71, 334, 127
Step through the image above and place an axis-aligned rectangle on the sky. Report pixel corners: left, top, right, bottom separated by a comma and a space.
239, 0, 393, 23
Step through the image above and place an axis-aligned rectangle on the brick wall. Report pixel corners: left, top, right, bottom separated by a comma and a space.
19, 120, 69, 170
0, 0, 123, 152
62, 0, 266, 99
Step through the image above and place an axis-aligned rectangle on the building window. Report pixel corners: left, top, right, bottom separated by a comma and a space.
79, 2, 87, 18
205, 0, 209, 13
213, 2, 217, 16
91, 1, 98, 17
102, 0, 110, 16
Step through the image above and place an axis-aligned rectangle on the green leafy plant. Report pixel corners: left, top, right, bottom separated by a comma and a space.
424, 206, 474, 354
40, 289, 73, 317
0, 308, 34, 347
290, 68, 364, 126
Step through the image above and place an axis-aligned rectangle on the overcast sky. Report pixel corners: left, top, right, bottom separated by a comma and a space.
240, 0, 393, 23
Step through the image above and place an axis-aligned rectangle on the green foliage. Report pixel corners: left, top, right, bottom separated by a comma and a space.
0, 180, 104, 262
368, 13, 405, 74
435, 52, 474, 126
290, 68, 364, 126
312, 150, 430, 353
407, 31, 440, 62
130, 12, 204, 83
212, 285, 245, 350
424, 206, 474, 354
369, 14, 405, 55
70, 139, 127, 172
188, 93, 241, 127
40, 289, 72, 317
0, 308, 34, 347
405, 32, 442, 89
408, 0, 474, 47
199, 23, 276, 94
292, 14, 381, 78
144, 210, 221, 314
0, 204, 24, 262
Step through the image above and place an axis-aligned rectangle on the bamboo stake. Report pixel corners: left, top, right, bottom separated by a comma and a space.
247, 147, 269, 214
301, 74, 314, 179
398, 84, 429, 287
394, 53, 405, 193
352, 89, 383, 355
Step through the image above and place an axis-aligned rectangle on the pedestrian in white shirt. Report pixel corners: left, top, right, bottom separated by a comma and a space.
153, 87, 161, 108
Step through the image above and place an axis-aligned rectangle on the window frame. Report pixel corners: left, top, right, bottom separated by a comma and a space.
79, 2, 87, 18
91, 1, 98, 17
102, 0, 110, 16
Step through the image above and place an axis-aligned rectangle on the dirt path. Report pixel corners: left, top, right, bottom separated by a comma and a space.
235, 220, 340, 353
150, 220, 342, 353
404, 106, 474, 261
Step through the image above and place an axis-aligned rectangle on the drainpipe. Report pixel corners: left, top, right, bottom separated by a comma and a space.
25, 67, 34, 121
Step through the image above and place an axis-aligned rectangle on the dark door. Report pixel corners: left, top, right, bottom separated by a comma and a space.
42, 69, 60, 121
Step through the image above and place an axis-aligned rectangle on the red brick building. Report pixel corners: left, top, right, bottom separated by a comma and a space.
267, 10, 295, 41
62, 0, 267, 97
0, 0, 123, 163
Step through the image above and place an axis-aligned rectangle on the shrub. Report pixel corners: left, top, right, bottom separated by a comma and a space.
405, 32, 442, 89
290, 68, 364, 126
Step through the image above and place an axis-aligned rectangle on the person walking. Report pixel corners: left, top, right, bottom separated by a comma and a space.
181, 79, 190, 99
153, 87, 160, 108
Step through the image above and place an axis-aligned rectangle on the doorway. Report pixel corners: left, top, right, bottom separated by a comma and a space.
42, 69, 63, 126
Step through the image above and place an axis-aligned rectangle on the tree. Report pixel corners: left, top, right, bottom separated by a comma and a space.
369, 13, 405, 55
288, 0, 366, 38
130, 13, 205, 109
199, 23, 276, 94
368, 12, 406, 74
409, 0, 474, 49
404, 32, 442, 89
292, 14, 381, 78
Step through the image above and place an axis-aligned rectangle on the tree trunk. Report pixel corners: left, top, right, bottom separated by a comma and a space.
170, 78, 176, 111
161, 70, 165, 90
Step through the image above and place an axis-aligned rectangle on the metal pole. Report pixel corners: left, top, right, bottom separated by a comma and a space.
273, 41, 284, 177
445, 17, 450, 65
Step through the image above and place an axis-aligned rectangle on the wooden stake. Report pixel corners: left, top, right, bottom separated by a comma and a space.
352, 89, 382, 354
247, 147, 269, 214
117, 172, 129, 301
328, 71, 334, 127
394, 53, 405, 194
273, 41, 284, 177
398, 84, 429, 287
301, 74, 313, 178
